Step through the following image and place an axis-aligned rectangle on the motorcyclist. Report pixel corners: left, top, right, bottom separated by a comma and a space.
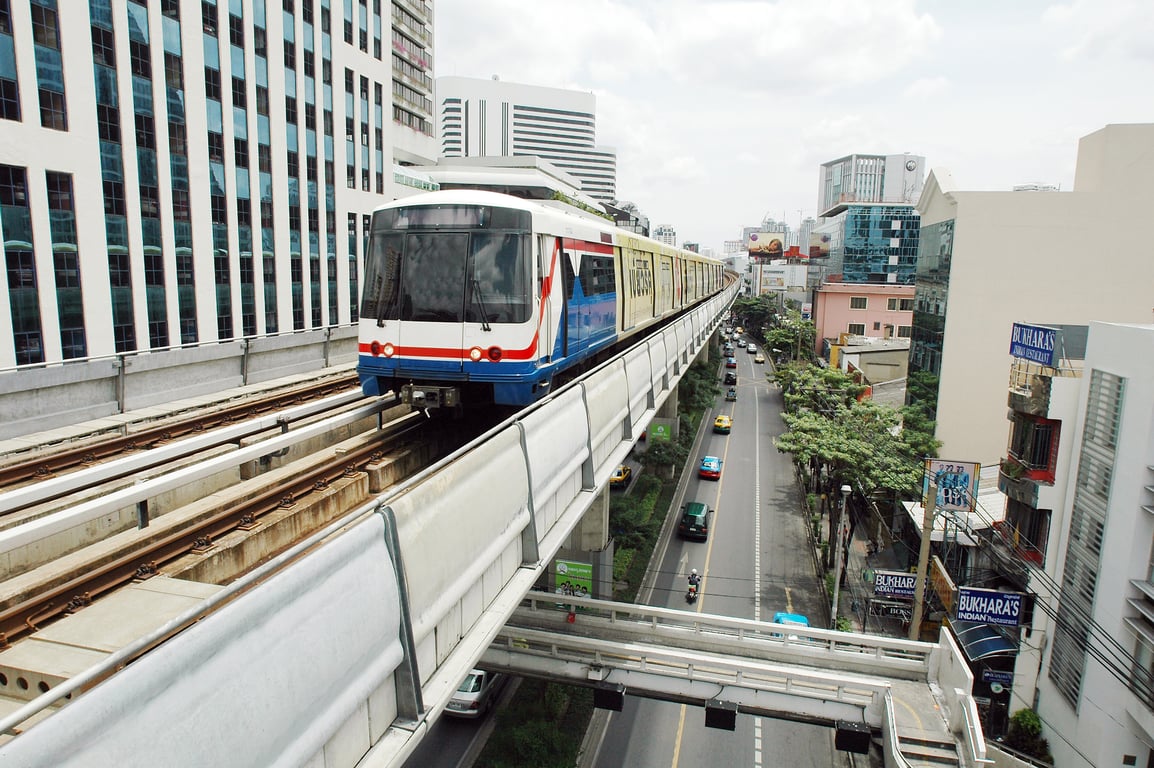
688, 568, 701, 590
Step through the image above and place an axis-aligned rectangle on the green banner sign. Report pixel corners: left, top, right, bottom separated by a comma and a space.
554, 559, 592, 598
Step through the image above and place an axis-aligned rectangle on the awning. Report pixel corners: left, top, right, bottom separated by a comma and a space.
949, 618, 1018, 661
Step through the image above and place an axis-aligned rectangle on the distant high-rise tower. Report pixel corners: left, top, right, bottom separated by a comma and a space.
811, 153, 924, 287
652, 225, 677, 246
436, 76, 617, 202
818, 154, 925, 218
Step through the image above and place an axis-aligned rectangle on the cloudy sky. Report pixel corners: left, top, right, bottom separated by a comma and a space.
433, 0, 1153, 252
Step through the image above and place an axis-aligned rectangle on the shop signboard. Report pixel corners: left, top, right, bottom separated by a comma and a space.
873, 570, 916, 599
956, 586, 1022, 627
1009, 323, 1060, 367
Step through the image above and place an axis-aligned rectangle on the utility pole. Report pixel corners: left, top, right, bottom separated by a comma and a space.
830, 484, 852, 629
908, 484, 937, 641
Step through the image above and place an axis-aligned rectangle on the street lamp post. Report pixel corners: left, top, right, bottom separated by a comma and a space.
829, 484, 852, 629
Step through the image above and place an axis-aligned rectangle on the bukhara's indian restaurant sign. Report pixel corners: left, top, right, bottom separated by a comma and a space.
956, 586, 1022, 627
873, 570, 917, 599
1009, 323, 1059, 367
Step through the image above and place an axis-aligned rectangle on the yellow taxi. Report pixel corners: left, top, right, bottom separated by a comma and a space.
610, 464, 632, 488
712, 415, 732, 434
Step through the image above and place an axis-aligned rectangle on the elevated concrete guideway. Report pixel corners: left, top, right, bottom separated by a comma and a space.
0, 282, 990, 768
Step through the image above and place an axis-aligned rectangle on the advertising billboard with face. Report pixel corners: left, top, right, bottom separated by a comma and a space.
746, 231, 785, 258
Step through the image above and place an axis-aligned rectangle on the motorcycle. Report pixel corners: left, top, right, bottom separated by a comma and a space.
686, 581, 699, 604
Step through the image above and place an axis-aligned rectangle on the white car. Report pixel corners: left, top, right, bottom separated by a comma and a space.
747, 343, 757, 353
445, 668, 506, 718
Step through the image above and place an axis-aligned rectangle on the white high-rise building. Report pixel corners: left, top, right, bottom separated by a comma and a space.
652, 225, 676, 246
0, 0, 436, 367
436, 76, 617, 202
817, 153, 925, 218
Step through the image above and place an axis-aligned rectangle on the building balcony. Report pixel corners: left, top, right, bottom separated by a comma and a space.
985, 521, 1042, 591
998, 458, 1040, 508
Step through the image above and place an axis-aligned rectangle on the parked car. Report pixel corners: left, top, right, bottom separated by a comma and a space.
725, 387, 737, 401
723, 371, 737, 385
446, 669, 506, 718
698, 455, 722, 480
677, 501, 713, 541
610, 464, 632, 488
754, 353, 765, 364
725, 357, 737, 368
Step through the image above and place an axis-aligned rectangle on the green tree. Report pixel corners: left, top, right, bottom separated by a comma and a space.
730, 295, 777, 338
774, 362, 929, 559
764, 310, 816, 363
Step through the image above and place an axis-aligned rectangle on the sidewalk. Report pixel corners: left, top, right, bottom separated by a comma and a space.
838, 523, 911, 638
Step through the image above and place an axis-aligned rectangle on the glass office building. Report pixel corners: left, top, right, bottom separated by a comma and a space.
0, 0, 435, 368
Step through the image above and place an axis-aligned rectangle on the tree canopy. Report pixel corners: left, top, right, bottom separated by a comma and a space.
774, 363, 938, 498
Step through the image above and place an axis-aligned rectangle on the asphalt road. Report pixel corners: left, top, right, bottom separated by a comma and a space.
590, 346, 851, 768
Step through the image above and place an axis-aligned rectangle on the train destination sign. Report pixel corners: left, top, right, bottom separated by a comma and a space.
873, 570, 917, 599
956, 586, 1022, 627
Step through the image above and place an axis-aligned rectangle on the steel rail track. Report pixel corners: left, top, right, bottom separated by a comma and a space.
0, 373, 360, 489
0, 411, 426, 649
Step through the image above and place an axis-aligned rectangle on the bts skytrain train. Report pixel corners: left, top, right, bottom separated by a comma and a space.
357, 189, 726, 411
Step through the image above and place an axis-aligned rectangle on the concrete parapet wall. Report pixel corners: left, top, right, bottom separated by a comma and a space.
0, 326, 359, 441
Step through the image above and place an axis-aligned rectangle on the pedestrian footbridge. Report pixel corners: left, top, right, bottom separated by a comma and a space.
487, 595, 989, 767
0, 284, 991, 768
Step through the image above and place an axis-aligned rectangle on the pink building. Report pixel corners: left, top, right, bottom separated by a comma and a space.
812, 283, 915, 356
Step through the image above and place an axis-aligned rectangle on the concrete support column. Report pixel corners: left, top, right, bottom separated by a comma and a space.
568, 485, 611, 551
651, 386, 679, 441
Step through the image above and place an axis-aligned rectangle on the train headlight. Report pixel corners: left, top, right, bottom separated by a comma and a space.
381, 342, 395, 357
487, 346, 503, 362
469, 347, 483, 362
370, 340, 381, 356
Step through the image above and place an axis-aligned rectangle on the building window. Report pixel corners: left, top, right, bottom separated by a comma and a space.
231, 76, 246, 108
229, 14, 244, 47
850, 296, 867, 310
897, 325, 912, 338
130, 40, 151, 79
205, 68, 222, 100
0, 78, 19, 122
847, 323, 865, 335
202, 1, 218, 35
38, 88, 66, 130
900, 298, 915, 311
30, 3, 59, 48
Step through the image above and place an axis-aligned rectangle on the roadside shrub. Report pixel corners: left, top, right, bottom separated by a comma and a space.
1004, 708, 1052, 763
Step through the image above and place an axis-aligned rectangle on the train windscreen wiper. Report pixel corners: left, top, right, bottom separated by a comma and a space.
471, 279, 492, 331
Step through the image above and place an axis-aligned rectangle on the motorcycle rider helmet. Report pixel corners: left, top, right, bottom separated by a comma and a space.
691, 569, 697, 575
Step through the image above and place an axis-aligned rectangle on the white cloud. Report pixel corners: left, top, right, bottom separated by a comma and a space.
1043, 0, 1154, 62
433, 0, 1154, 250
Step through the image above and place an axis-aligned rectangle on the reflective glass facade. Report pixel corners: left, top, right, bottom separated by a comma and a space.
839, 205, 920, 284
907, 218, 954, 420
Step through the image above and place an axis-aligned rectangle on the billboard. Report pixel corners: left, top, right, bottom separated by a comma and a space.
809, 231, 831, 259
923, 458, 980, 514
746, 231, 785, 258
554, 559, 592, 597
1009, 323, 1060, 367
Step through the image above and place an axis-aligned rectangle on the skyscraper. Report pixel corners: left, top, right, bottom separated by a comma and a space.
0, 0, 436, 368
436, 75, 617, 202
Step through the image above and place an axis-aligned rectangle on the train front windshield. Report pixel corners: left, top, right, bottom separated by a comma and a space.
361, 205, 532, 326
